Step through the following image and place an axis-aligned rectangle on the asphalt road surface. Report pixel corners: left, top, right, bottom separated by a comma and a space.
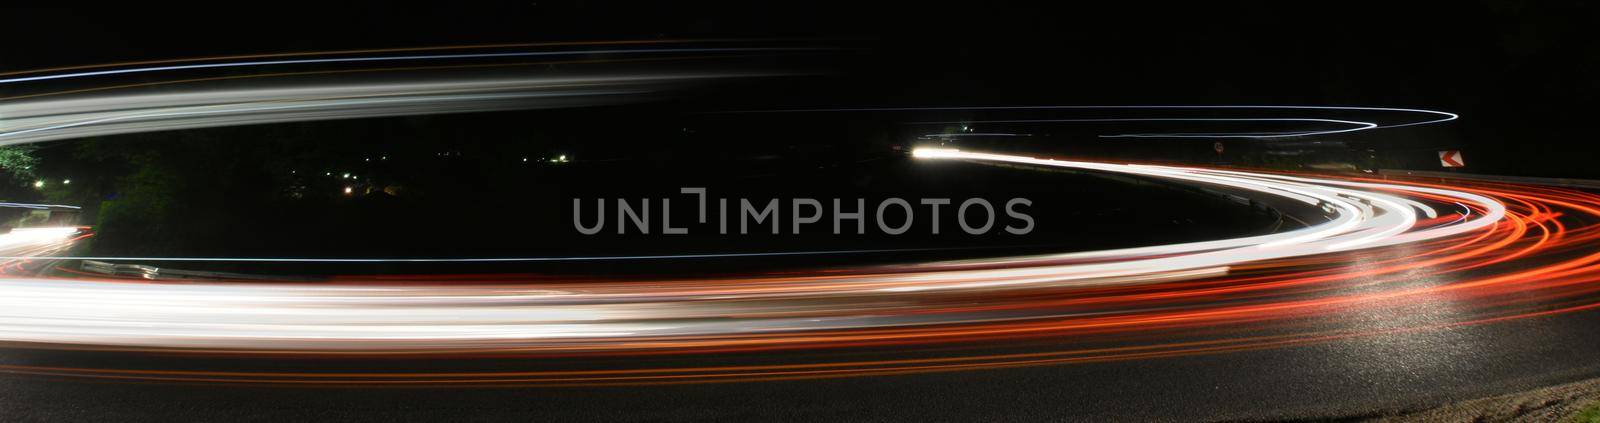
1, 308, 1598, 421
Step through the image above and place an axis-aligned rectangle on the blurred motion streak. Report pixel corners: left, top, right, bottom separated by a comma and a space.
2, 47, 1600, 386
1, 149, 1598, 386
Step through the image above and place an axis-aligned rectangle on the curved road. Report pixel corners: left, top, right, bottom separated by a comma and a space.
1, 151, 1598, 421
3, 47, 1600, 420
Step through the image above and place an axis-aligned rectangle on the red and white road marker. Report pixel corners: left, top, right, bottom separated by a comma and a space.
1439, 150, 1465, 167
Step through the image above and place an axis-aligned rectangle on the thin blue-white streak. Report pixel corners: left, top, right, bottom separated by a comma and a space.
911, 117, 1380, 139
720, 105, 1457, 139
0, 47, 822, 85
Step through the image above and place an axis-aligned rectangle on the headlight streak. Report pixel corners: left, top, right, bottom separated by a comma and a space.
0, 54, 773, 103
0, 47, 828, 86
11, 147, 1600, 390
2, 53, 1598, 387
0, 202, 80, 210
729, 105, 1458, 139
0, 39, 770, 79
0, 74, 782, 145
911, 117, 1380, 138
0, 41, 832, 145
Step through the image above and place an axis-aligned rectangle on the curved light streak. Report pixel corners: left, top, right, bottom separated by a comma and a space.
0, 47, 824, 86
7, 53, 1600, 388
2, 149, 1599, 388
0, 39, 772, 79
0, 73, 779, 145
735, 105, 1457, 139
0, 202, 80, 210
0, 148, 1516, 354
912, 117, 1380, 138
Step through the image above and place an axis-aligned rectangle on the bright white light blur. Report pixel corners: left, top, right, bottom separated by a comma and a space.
0, 227, 77, 249
911, 147, 962, 159
0, 149, 1507, 352
0, 73, 776, 146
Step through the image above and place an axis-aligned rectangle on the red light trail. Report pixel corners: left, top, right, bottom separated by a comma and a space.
2, 152, 1598, 387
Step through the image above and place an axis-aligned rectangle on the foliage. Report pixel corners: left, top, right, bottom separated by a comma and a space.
0, 145, 39, 183
1574, 401, 1600, 423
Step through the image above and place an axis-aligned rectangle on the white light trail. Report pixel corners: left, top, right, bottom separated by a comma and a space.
0, 149, 1505, 351
743, 105, 1458, 139
0, 47, 824, 85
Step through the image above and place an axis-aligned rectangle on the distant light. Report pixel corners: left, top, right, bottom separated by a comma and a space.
32, 180, 43, 188
325, 172, 332, 176
62, 179, 71, 185
342, 173, 351, 179
522, 157, 529, 162
343, 187, 353, 195
364, 158, 370, 162
381, 156, 388, 160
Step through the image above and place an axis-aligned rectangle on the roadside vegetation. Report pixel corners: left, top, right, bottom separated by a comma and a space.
1574, 401, 1600, 423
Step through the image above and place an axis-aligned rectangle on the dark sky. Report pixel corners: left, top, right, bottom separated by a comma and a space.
3, 1, 1596, 176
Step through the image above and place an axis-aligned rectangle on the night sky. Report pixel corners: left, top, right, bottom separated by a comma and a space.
3, 1, 1596, 176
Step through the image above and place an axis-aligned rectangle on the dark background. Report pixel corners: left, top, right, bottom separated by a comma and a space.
3, 6, 1600, 421
0, 1, 1594, 268
2, 1, 1594, 177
